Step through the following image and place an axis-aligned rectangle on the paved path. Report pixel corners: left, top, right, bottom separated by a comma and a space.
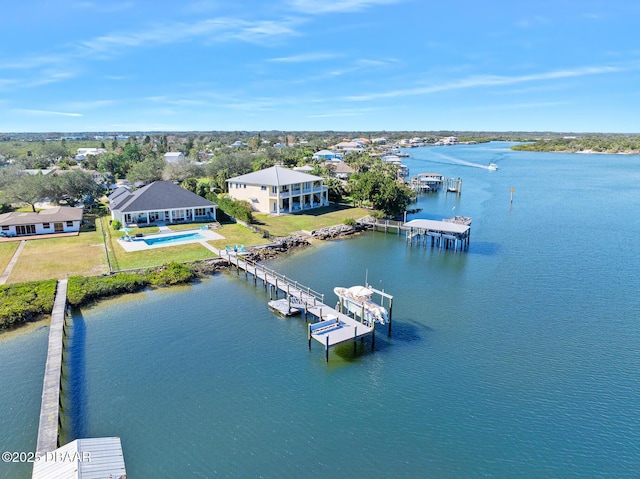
0, 240, 26, 285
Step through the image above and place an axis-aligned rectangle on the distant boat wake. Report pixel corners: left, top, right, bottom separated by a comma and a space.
429, 151, 495, 170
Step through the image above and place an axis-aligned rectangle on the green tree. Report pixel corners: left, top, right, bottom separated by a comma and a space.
126, 155, 165, 183
5, 173, 47, 211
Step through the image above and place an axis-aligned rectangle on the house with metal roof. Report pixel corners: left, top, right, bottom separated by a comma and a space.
164, 151, 185, 163
109, 181, 217, 226
0, 206, 83, 238
227, 166, 329, 215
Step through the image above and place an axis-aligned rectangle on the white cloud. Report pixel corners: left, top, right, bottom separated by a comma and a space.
13, 109, 83, 117
267, 52, 340, 63
73, 1, 135, 13
345, 65, 624, 101
288, 0, 401, 14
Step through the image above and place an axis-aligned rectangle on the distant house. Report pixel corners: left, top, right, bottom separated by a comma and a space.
333, 141, 364, 154
227, 166, 328, 215
312, 149, 343, 161
229, 141, 248, 148
293, 165, 315, 173
75, 147, 107, 161
321, 161, 355, 180
164, 152, 185, 163
0, 207, 83, 237
108, 181, 217, 226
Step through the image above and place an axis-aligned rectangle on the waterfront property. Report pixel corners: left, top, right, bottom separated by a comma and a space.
226, 166, 329, 215
108, 181, 217, 226
0, 206, 83, 238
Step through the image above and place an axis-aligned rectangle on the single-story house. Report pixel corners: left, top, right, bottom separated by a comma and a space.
75, 148, 107, 161
109, 181, 217, 226
227, 166, 329, 215
164, 152, 185, 163
0, 207, 83, 237
321, 161, 355, 180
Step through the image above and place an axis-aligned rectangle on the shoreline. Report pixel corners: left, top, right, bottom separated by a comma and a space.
0, 224, 370, 338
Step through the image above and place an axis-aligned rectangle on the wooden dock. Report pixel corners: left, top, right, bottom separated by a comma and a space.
35, 279, 67, 458
32, 279, 128, 478
221, 251, 387, 361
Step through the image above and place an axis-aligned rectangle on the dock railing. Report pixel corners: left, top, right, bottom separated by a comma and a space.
222, 250, 325, 305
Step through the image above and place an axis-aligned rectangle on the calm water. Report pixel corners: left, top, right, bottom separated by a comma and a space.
1, 142, 640, 478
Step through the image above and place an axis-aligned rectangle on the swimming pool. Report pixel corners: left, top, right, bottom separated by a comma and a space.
139, 232, 205, 246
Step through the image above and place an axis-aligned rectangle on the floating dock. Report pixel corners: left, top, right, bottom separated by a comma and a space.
221, 251, 392, 361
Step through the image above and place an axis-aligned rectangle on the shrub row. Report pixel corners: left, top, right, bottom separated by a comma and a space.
67, 262, 196, 306
210, 194, 254, 224
0, 279, 57, 329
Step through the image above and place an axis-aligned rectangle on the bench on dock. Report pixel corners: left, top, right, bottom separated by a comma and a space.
309, 317, 340, 334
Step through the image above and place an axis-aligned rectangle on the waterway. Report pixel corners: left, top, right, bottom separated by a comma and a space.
1, 142, 639, 478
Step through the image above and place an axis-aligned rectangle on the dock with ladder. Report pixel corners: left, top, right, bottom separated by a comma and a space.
221, 250, 391, 361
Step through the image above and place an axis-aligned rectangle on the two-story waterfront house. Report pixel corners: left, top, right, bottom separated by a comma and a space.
226, 166, 329, 215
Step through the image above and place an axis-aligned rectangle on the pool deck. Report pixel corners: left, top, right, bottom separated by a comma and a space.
116, 228, 224, 252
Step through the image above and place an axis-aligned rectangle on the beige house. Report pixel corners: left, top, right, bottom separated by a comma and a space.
227, 166, 329, 215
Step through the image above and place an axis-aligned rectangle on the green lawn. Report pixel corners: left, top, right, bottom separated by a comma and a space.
7, 225, 109, 284
253, 204, 372, 237
206, 223, 271, 251
0, 242, 20, 275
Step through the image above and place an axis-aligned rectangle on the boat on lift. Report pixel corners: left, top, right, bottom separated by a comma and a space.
333, 285, 388, 326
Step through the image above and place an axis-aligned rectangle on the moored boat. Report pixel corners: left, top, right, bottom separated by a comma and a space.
334, 286, 388, 326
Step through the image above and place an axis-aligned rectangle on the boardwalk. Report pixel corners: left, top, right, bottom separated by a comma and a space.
35, 279, 67, 457
221, 251, 378, 361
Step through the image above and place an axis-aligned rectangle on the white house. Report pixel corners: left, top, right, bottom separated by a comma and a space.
109, 181, 217, 226
0, 207, 83, 237
164, 152, 185, 163
226, 166, 329, 215
75, 147, 107, 161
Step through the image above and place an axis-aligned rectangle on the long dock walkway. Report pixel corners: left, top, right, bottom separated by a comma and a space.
35, 279, 67, 457
220, 251, 378, 361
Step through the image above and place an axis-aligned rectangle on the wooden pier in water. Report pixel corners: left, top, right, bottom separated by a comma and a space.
35, 279, 68, 458
221, 251, 393, 361
358, 216, 471, 252
32, 279, 127, 478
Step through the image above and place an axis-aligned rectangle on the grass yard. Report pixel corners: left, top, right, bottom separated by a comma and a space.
6, 226, 109, 284
109, 243, 216, 271
253, 203, 372, 237
0, 242, 20, 275
206, 223, 271, 251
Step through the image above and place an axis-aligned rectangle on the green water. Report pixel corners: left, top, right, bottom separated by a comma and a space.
1, 143, 639, 478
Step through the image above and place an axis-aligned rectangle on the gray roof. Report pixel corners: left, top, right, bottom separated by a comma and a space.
109, 181, 217, 213
0, 207, 83, 226
227, 166, 321, 186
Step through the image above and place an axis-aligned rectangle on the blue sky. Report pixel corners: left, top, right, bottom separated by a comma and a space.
1, 0, 639, 133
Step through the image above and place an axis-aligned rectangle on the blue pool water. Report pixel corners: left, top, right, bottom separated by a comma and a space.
139, 232, 204, 246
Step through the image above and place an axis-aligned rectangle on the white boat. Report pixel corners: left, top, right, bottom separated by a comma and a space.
488, 163, 499, 170
334, 286, 388, 326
